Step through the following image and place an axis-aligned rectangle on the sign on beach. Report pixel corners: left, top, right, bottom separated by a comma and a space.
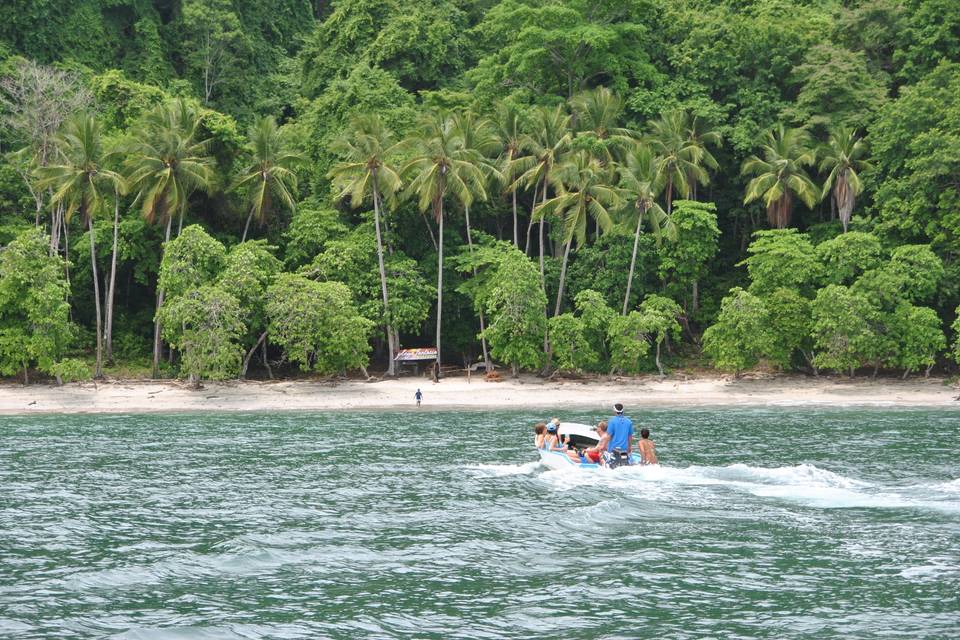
394, 348, 438, 361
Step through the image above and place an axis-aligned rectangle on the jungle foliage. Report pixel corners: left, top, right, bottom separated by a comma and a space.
1, 0, 959, 383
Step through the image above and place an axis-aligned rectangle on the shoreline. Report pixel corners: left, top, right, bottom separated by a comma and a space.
0, 374, 957, 415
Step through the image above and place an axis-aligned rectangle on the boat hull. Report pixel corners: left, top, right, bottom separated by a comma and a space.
537, 449, 642, 470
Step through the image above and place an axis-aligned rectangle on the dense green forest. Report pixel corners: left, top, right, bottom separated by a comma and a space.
1, 0, 959, 384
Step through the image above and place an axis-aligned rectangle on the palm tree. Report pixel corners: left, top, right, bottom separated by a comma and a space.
819, 127, 869, 233
35, 113, 124, 378
402, 111, 487, 374
569, 86, 636, 164
493, 102, 527, 248
452, 111, 499, 370
682, 114, 722, 200
617, 146, 677, 315
536, 151, 621, 317
329, 114, 404, 376
232, 116, 303, 242
124, 98, 214, 378
512, 104, 572, 284
647, 110, 707, 214
742, 124, 819, 229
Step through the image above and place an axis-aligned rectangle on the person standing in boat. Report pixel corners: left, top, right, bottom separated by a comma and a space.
606, 403, 634, 455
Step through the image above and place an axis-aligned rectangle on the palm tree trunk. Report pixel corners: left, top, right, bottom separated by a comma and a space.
623, 207, 644, 315
464, 203, 492, 370
88, 217, 103, 379
241, 207, 254, 243
666, 176, 673, 215
177, 203, 185, 236
538, 185, 547, 291
372, 184, 397, 377
435, 201, 444, 376
554, 240, 572, 317
105, 195, 120, 362
655, 339, 663, 377
152, 216, 173, 378
49, 202, 62, 256
512, 189, 518, 248
62, 210, 71, 300
524, 180, 539, 255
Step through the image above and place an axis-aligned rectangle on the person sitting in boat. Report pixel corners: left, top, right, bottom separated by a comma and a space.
533, 422, 547, 449
581, 421, 610, 464
544, 420, 582, 463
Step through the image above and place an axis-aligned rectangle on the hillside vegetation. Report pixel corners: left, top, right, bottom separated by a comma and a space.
1, 0, 959, 384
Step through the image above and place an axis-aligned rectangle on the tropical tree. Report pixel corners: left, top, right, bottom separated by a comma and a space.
266, 275, 373, 375
232, 116, 302, 242
35, 114, 124, 379
402, 111, 487, 372
819, 127, 870, 232
512, 104, 572, 281
682, 114, 722, 200
536, 151, 621, 317
157, 285, 246, 388
742, 124, 819, 229
0, 229, 86, 384
493, 101, 527, 248
329, 113, 403, 376
617, 146, 677, 314
703, 288, 775, 376
452, 110, 499, 370
647, 110, 707, 214
124, 98, 214, 378
568, 86, 635, 164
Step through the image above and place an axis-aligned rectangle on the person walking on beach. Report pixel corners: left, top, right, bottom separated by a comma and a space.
415, 389, 423, 407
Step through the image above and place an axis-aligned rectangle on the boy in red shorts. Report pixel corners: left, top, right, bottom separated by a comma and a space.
583, 421, 609, 464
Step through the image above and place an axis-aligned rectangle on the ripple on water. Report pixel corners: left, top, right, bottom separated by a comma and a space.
0, 408, 957, 639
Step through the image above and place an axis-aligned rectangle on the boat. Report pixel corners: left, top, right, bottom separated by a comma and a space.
537, 422, 643, 470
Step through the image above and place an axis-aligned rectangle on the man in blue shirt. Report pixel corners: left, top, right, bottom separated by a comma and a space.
606, 403, 633, 453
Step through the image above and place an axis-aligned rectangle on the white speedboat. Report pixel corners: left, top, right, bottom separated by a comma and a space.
537, 422, 642, 470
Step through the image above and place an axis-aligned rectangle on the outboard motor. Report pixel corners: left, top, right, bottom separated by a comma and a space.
606, 448, 633, 470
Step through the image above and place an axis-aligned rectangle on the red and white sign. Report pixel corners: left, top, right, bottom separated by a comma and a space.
394, 348, 438, 361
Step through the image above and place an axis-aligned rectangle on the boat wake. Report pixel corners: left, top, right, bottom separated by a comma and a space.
533, 462, 960, 514
469, 461, 542, 477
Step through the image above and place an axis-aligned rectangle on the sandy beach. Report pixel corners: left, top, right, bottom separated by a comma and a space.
0, 374, 956, 415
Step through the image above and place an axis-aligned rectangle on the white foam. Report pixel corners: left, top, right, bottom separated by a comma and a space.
899, 558, 960, 581
469, 461, 541, 477
531, 461, 960, 513
930, 478, 960, 493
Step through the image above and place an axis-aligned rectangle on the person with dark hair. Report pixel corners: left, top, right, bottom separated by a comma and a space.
533, 422, 547, 449
606, 403, 634, 455
638, 427, 658, 465
415, 388, 422, 407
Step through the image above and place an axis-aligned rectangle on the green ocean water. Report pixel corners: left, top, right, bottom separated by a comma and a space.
1, 408, 958, 639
